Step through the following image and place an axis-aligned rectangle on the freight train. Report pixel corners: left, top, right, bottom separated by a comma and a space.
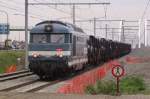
28, 21, 131, 80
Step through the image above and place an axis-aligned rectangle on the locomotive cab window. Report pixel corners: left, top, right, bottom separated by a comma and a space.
30, 34, 49, 43
50, 34, 64, 43
50, 34, 71, 44
30, 33, 71, 44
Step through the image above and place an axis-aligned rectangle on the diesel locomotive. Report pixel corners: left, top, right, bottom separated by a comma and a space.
29, 21, 88, 79
28, 20, 131, 80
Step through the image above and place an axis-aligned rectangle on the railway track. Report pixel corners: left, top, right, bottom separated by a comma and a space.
0, 70, 62, 93
0, 66, 100, 93
0, 70, 34, 82
0, 79, 60, 93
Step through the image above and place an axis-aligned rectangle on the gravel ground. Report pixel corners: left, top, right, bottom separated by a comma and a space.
121, 47, 150, 83
1, 92, 150, 99
130, 47, 150, 57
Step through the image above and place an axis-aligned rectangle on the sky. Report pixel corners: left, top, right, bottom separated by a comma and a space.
0, 0, 149, 46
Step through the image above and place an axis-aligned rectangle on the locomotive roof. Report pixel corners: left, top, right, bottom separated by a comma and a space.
30, 20, 84, 34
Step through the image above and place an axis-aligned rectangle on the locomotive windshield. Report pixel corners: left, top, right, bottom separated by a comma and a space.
32, 34, 48, 43
30, 33, 71, 44
51, 34, 64, 44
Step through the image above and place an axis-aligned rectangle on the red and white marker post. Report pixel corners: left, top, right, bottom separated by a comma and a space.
112, 64, 125, 95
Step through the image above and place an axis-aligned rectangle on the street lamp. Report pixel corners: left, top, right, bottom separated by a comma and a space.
0, 10, 9, 40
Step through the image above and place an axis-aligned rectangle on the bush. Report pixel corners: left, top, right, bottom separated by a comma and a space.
95, 80, 116, 95
120, 76, 146, 94
85, 76, 146, 95
0, 51, 25, 73
85, 80, 116, 95
85, 85, 96, 94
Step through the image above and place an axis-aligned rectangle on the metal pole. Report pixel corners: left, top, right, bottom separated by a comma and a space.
122, 20, 125, 42
6, 12, 9, 40
72, 4, 75, 25
19, 32, 20, 41
112, 28, 114, 40
105, 24, 108, 39
119, 20, 123, 42
25, 0, 29, 69
138, 19, 141, 48
116, 77, 120, 96
132, 40, 134, 48
104, 5, 107, 19
93, 17, 96, 36
145, 19, 148, 46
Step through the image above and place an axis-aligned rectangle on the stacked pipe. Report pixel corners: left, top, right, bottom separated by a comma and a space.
87, 36, 131, 65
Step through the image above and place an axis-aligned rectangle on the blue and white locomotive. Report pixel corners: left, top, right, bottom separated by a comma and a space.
29, 21, 88, 79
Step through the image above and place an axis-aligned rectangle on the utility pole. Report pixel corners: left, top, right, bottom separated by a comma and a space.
104, 4, 107, 39
25, 0, 28, 69
105, 24, 108, 39
119, 20, 124, 42
72, 4, 75, 25
138, 19, 141, 48
132, 40, 134, 48
122, 20, 125, 42
145, 19, 148, 46
112, 28, 114, 40
93, 17, 96, 36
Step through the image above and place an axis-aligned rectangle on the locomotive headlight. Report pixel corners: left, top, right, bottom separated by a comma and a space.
45, 25, 52, 32
59, 52, 63, 57
32, 53, 40, 58
56, 48, 63, 57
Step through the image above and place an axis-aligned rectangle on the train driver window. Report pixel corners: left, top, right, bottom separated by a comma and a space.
50, 34, 65, 44
39, 36, 47, 43
32, 34, 48, 43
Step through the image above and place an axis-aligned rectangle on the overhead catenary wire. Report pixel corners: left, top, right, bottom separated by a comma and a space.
35, 0, 72, 15
141, 0, 150, 20
0, 0, 24, 5
33, 0, 89, 20
0, 0, 110, 24
0, 0, 49, 20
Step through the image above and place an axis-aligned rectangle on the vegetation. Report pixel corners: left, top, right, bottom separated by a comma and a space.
85, 80, 116, 95
85, 76, 146, 95
0, 50, 25, 73
120, 76, 146, 94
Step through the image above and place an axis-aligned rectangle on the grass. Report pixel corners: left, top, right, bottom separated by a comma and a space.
85, 75, 146, 95
0, 50, 25, 73
120, 76, 146, 94
85, 80, 116, 95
